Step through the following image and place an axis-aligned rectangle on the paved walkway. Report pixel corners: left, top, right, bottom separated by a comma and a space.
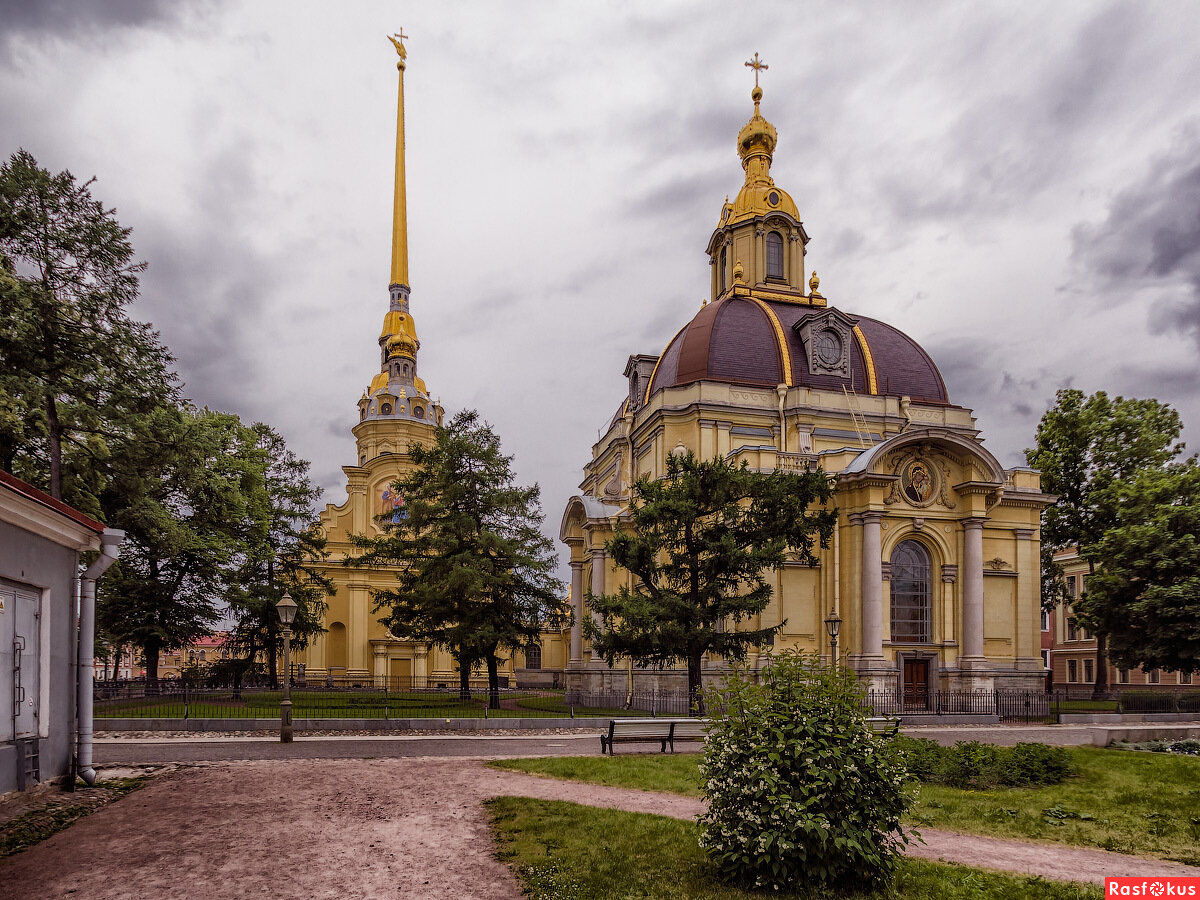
2, 757, 1197, 899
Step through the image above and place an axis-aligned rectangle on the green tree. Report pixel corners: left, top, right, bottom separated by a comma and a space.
1082, 462, 1200, 676
0, 149, 175, 503
1026, 388, 1184, 696
586, 451, 836, 705
350, 409, 567, 705
97, 406, 256, 690
225, 422, 331, 688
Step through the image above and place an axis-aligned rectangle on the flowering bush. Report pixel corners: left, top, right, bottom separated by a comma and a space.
697, 651, 913, 893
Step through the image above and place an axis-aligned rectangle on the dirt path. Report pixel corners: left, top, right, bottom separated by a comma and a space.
2, 758, 1197, 898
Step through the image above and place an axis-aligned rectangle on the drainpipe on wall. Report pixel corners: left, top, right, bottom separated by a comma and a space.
77, 528, 124, 786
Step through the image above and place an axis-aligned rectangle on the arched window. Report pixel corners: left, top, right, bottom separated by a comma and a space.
766, 231, 784, 279
199, 650, 207, 662
380, 403, 393, 415
720, 247, 728, 289
890, 540, 932, 643
525, 643, 542, 670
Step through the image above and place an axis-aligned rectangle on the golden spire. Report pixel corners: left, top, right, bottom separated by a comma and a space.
388, 30, 409, 289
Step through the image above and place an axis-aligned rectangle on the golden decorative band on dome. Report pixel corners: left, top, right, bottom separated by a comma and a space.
749, 298, 793, 387
852, 324, 878, 394
644, 325, 688, 405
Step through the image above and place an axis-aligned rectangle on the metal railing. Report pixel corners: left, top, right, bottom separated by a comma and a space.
93, 682, 703, 721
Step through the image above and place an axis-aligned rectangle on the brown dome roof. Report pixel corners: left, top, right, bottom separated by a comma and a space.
646, 296, 948, 404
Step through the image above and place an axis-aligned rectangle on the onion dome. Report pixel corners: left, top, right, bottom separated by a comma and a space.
646, 294, 948, 404
720, 83, 799, 227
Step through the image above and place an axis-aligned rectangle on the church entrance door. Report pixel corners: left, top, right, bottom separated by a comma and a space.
389, 657, 412, 690
902, 658, 930, 711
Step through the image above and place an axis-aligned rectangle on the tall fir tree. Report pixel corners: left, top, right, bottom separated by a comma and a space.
586, 450, 837, 706
350, 409, 567, 704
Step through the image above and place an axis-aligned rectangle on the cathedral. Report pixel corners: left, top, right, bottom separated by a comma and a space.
559, 61, 1053, 700
299, 35, 569, 685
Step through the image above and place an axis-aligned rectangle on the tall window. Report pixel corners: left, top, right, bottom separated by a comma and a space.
1083, 658, 1094, 683
525, 643, 542, 670
1181, 672, 1193, 685
1148, 669, 1160, 684
1066, 575, 1077, 597
1041, 609, 1050, 631
720, 247, 728, 289
766, 231, 784, 279
1068, 659, 1078, 682
1119, 668, 1130, 684
890, 540, 931, 643
1066, 618, 1078, 641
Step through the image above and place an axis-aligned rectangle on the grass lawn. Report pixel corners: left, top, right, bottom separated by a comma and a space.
488, 797, 1102, 900
490, 746, 1200, 864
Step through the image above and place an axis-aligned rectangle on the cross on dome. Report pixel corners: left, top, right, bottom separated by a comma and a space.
745, 52, 768, 87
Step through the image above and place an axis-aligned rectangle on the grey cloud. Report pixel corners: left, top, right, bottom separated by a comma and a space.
876, 3, 1151, 226
1072, 126, 1200, 345
0, 0, 223, 64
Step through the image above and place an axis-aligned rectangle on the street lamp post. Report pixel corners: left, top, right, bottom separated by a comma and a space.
276, 592, 298, 743
823, 611, 842, 667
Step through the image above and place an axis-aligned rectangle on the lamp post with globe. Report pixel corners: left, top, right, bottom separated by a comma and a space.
276, 593, 298, 743
823, 611, 842, 668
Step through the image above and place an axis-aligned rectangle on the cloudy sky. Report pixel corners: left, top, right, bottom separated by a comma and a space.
4, 1, 1200, 572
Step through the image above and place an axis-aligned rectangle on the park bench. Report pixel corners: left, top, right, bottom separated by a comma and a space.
867, 716, 901, 735
600, 717, 709, 755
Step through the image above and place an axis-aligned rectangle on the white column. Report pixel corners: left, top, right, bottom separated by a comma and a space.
961, 518, 986, 660
590, 548, 606, 635
569, 559, 584, 663
859, 512, 884, 659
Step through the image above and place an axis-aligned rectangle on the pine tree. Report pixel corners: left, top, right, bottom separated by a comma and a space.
587, 450, 837, 707
351, 410, 567, 705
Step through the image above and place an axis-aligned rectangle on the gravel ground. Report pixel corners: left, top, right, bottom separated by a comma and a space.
2, 757, 1197, 899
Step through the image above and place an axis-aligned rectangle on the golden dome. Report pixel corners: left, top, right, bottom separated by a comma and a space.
415, 376, 427, 394
386, 332, 418, 358
368, 371, 388, 393
723, 83, 799, 226
380, 310, 419, 341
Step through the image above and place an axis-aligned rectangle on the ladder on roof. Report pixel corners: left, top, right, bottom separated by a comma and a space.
842, 385, 871, 448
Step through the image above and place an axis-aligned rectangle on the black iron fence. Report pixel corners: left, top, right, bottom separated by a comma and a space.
867, 688, 1200, 722
93, 681, 702, 721
93, 678, 1200, 724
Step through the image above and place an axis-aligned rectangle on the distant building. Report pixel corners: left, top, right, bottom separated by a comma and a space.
93, 645, 140, 681
1049, 547, 1195, 691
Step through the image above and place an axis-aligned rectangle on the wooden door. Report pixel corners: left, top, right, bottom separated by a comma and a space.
389, 657, 412, 690
903, 659, 929, 710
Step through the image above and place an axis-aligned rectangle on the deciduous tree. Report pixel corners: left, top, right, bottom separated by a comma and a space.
1027, 388, 1185, 695
586, 450, 836, 705
1082, 462, 1200, 676
0, 150, 175, 503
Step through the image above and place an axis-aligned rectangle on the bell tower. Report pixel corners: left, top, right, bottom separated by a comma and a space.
706, 54, 815, 304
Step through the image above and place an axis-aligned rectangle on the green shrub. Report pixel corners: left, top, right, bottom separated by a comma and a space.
892, 737, 1074, 788
697, 651, 913, 893
998, 743, 1075, 786
892, 736, 942, 782
940, 740, 1000, 788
